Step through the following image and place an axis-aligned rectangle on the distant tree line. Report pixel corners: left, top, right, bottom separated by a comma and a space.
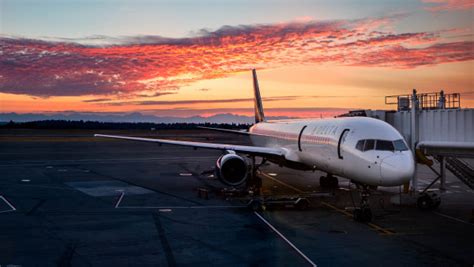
1, 120, 251, 130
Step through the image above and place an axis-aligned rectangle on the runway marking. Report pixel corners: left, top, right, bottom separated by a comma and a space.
114, 192, 246, 210
254, 211, 317, 267
0, 156, 217, 167
433, 211, 473, 226
115, 191, 125, 208
119, 206, 247, 209
0, 195, 17, 214
321, 202, 395, 235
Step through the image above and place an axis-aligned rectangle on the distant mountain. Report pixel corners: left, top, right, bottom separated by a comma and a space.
0, 112, 294, 124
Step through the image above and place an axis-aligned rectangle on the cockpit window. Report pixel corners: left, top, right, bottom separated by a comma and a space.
363, 139, 375, 151
356, 139, 409, 152
356, 140, 365, 151
393, 139, 408, 151
376, 140, 394, 151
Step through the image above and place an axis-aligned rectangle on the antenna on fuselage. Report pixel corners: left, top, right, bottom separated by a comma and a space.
252, 69, 266, 123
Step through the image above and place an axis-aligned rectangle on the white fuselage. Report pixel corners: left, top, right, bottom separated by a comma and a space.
249, 117, 415, 186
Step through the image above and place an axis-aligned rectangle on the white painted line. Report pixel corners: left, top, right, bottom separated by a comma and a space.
0, 195, 17, 213
114, 191, 245, 210
433, 211, 473, 226
254, 211, 317, 267
179, 173, 193, 176
114, 192, 125, 208
159, 209, 172, 212
0, 210, 15, 214
21, 179, 30, 182
119, 205, 246, 209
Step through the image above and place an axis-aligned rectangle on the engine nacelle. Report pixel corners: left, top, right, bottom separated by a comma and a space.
215, 153, 249, 186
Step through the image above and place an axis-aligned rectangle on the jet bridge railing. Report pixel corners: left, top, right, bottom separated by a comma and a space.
385, 91, 461, 111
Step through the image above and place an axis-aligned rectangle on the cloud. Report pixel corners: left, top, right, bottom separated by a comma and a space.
88, 95, 372, 106
138, 107, 353, 118
422, 0, 474, 11
100, 96, 301, 106
82, 98, 113, 103
135, 91, 177, 98
1, 16, 473, 97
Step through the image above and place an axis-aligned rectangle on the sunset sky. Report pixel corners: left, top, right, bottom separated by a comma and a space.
1, 0, 473, 118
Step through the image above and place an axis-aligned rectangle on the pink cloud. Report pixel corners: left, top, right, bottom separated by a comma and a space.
1, 17, 473, 97
422, 0, 474, 11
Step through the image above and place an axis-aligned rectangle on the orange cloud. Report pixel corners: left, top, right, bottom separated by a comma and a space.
1, 17, 473, 97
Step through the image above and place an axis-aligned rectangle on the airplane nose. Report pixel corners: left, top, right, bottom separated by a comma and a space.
380, 153, 415, 186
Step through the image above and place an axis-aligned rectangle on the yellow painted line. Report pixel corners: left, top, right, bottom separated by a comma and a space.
321, 201, 352, 217
321, 201, 395, 235
260, 172, 395, 235
367, 223, 396, 235
259, 172, 306, 193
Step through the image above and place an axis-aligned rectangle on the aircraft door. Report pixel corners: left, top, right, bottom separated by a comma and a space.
298, 125, 307, 152
338, 129, 350, 159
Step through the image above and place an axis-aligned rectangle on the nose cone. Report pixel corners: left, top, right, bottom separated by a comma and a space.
380, 153, 415, 186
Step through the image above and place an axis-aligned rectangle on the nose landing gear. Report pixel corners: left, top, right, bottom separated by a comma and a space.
353, 184, 373, 223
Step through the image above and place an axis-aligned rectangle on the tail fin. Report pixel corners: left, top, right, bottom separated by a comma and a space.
252, 69, 265, 123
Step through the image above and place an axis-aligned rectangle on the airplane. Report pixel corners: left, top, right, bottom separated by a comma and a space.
95, 69, 415, 222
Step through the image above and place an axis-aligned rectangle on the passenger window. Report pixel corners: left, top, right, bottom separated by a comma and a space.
363, 139, 375, 151
356, 140, 365, 151
376, 140, 394, 151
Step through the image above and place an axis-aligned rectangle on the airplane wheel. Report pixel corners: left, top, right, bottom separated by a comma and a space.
320, 176, 338, 189
319, 176, 328, 187
417, 195, 433, 210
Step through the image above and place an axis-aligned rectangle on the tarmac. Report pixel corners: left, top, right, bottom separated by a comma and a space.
0, 129, 473, 266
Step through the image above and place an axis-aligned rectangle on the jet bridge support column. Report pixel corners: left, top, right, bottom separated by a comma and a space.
410, 89, 419, 192
439, 156, 446, 191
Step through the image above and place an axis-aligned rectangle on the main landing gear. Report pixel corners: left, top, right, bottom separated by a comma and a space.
245, 156, 264, 196
353, 184, 372, 223
320, 174, 339, 189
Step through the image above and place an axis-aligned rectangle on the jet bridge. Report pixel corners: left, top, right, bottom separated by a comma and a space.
340, 90, 474, 195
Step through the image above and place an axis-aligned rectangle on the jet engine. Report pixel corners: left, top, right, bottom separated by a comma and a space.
215, 153, 249, 186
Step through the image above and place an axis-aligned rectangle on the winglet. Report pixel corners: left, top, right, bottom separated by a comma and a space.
252, 69, 265, 123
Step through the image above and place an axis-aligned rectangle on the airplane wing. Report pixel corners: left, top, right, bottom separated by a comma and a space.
197, 126, 252, 136
94, 134, 285, 158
